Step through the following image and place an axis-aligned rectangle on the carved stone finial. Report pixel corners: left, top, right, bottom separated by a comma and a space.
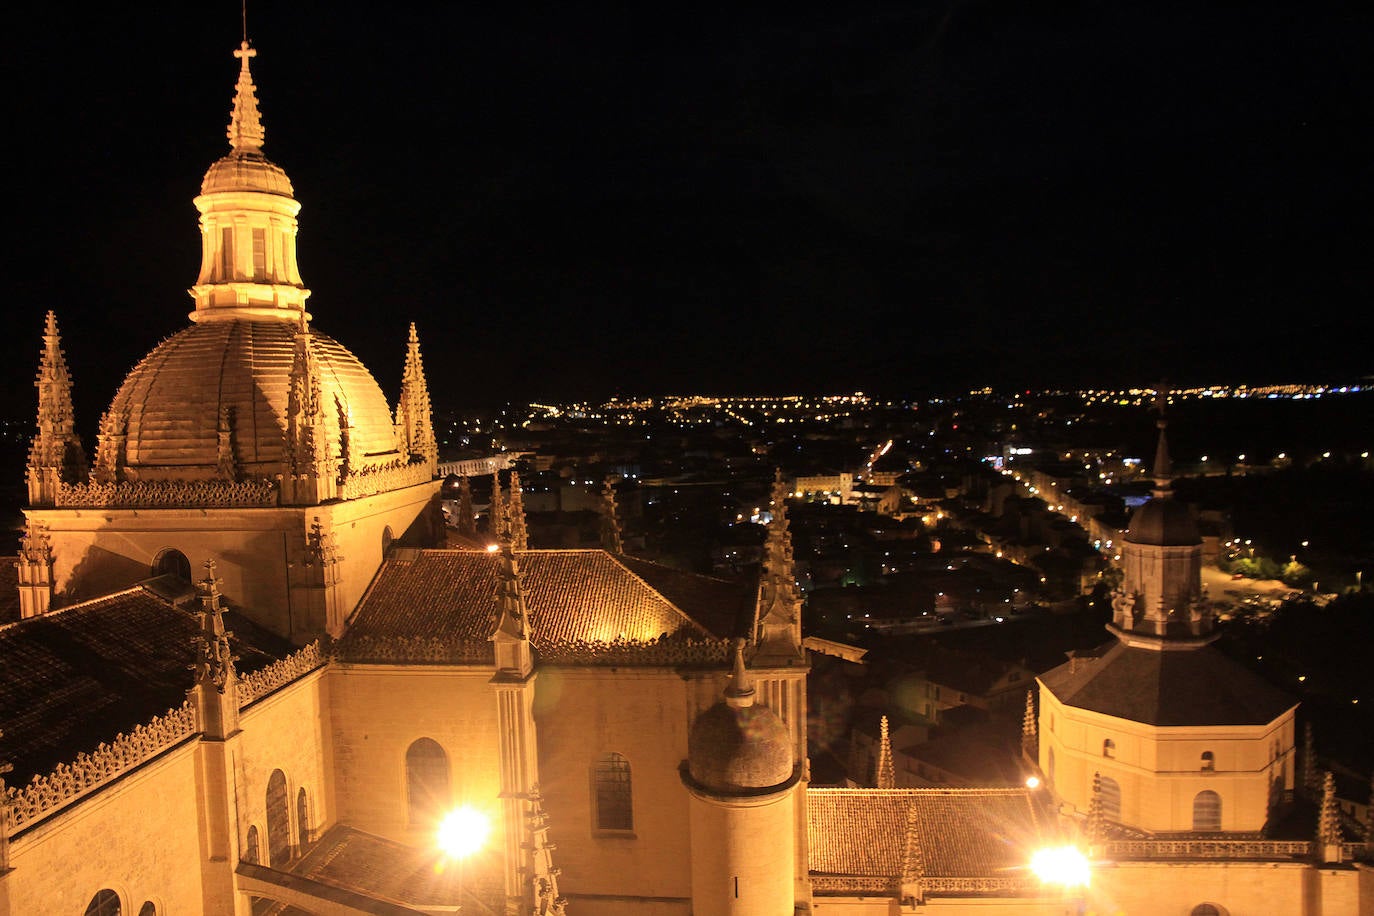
525, 787, 569, 916
192, 561, 239, 696
723, 638, 755, 709
27, 311, 87, 505
599, 478, 623, 554
753, 469, 803, 661
457, 475, 477, 537
228, 41, 265, 153
875, 715, 895, 789
395, 323, 437, 469
1021, 690, 1038, 759
491, 545, 534, 678
1319, 770, 1342, 860
508, 469, 529, 551
1086, 772, 1105, 844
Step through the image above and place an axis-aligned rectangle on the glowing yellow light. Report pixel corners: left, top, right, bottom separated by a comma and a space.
486, 543, 500, 553
1025, 775, 1041, 789
1030, 845, 1090, 888
437, 806, 491, 859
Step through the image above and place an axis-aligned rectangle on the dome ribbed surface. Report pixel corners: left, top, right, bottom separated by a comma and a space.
688, 701, 793, 793
107, 320, 398, 478
1125, 498, 1199, 547
201, 153, 294, 197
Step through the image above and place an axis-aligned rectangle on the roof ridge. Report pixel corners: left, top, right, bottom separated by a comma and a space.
602, 551, 713, 637
0, 584, 168, 635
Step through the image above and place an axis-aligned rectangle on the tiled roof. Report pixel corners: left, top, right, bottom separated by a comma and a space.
615, 554, 755, 639
1039, 636, 1296, 727
291, 824, 503, 911
808, 788, 1051, 891
0, 587, 289, 784
346, 549, 748, 657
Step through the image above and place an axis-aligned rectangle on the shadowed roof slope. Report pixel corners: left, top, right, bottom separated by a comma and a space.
808, 788, 1051, 893
0, 587, 290, 784
1039, 638, 1296, 727
345, 549, 748, 655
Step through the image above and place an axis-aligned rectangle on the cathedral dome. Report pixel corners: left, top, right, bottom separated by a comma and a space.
1125, 497, 1199, 547
200, 152, 294, 197
103, 319, 400, 479
687, 698, 793, 794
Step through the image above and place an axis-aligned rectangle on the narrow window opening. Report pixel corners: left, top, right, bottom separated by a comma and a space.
252, 228, 267, 280
734, 876, 739, 898
220, 227, 234, 280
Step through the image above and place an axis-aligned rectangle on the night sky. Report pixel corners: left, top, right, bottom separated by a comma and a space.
5, 3, 1373, 424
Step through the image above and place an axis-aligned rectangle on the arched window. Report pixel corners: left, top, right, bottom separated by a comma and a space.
1047, 747, 1056, 785
1191, 905, 1225, 916
1102, 738, 1115, 758
297, 787, 311, 848
152, 548, 191, 581
593, 752, 634, 832
266, 769, 291, 867
382, 526, 395, 556
1098, 775, 1121, 822
244, 825, 260, 864
84, 890, 122, 916
1194, 790, 1222, 831
137, 904, 157, 916
406, 738, 451, 826
1201, 750, 1215, 772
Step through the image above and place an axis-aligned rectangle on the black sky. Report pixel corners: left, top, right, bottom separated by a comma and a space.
5, 3, 1373, 424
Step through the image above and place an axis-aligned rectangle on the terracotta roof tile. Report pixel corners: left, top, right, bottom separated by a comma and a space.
345, 550, 748, 660
292, 824, 503, 911
807, 788, 1052, 887
0, 587, 289, 783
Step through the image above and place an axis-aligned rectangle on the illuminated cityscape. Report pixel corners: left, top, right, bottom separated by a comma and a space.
3, 7, 1374, 916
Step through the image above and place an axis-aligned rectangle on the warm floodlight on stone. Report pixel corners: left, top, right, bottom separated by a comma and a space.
437, 806, 491, 860
1030, 845, 1090, 888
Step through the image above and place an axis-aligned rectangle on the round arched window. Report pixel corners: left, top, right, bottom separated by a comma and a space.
152, 548, 192, 581
84, 890, 122, 916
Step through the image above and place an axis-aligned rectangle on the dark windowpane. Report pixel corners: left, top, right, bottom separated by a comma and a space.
84, 890, 121, 916
406, 738, 450, 826
595, 752, 633, 831
267, 769, 291, 867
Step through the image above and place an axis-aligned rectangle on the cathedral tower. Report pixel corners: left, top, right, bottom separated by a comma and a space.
681, 644, 801, 916
20, 42, 441, 640
1037, 392, 1296, 834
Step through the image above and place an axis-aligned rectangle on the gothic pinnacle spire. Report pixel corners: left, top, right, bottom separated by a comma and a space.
1150, 381, 1173, 496
227, 41, 266, 154
508, 469, 529, 551
27, 311, 86, 505
875, 715, 895, 789
395, 323, 437, 470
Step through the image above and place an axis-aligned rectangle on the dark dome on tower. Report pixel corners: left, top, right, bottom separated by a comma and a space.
1125, 498, 1199, 547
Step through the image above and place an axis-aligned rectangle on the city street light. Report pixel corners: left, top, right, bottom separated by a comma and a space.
1031, 844, 1090, 915
438, 806, 491, 859
1030, 845, 1090, 888
438, 805, 492, 911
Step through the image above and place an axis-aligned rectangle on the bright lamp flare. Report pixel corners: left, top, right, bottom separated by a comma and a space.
437, 806, 491, 859
1030, 845, 1090, 888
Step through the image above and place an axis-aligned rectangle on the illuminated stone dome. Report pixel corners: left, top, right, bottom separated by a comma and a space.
200, 152, 294, 197
93, 42, 404, 485
103, 319, 399, 480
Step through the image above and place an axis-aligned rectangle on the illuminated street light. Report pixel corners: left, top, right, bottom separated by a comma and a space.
1030, 845, 1090, 888
438, 806, 491, 860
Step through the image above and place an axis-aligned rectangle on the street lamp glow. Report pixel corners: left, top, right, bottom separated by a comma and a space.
1030, 845, 1090, 888
437, 806, 491, 859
